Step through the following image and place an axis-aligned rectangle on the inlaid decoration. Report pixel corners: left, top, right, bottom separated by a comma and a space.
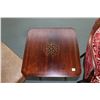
46, 42, 59, 56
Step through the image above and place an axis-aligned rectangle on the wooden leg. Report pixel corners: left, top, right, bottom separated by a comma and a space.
64, 77, 67, 81
39, 77, 42, 80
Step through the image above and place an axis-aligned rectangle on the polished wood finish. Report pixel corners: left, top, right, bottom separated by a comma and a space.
22, 28, 81, 78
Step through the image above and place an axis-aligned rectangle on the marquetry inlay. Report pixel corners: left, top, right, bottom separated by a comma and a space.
46, 42, 59, 56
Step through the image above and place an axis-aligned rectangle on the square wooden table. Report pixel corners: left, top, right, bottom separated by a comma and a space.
22, 28, 81, 78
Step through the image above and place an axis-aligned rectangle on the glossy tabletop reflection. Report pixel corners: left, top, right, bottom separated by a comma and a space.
22, 28, 81, 78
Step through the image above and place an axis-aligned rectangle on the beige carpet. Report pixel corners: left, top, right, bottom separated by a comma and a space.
1, 42, 24, 83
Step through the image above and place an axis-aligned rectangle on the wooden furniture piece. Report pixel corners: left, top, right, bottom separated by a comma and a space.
22, 28, 81, 79
1, 42, 25, 83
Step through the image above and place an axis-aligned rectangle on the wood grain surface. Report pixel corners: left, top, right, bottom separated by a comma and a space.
22, 28, 81, 78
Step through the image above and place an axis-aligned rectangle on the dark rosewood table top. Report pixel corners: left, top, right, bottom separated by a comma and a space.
22, 28, 81, 78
